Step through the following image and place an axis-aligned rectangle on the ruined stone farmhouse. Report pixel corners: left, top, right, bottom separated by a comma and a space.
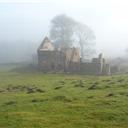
37, 37, 111, 75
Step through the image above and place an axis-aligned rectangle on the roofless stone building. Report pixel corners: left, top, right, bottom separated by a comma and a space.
37, 37, 111, 75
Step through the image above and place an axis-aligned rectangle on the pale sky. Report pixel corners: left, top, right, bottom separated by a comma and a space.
0, 0, 128, 60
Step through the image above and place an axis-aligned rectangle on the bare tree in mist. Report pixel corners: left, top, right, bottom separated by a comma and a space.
50, 14, 76, 49
75, 23, 96, 59
50, 14, 96, 58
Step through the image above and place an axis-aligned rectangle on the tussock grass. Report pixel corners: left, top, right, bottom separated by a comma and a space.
0, 64, 128, 128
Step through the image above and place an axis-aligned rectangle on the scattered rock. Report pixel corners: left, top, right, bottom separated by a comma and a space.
59, 81, 65, 85
88, 84, 97, 90
31, 99, 38, 102
87, 96, 94, 99
63, 98, 72, 102
119, 92, 128, 96
5, 85, 45, 94
31, 99, 48, 103
27, 87, 45, 94
53, 96, 72, 102
73, 98, 78, 100
74, 84, 84, 88
117, 79, 124, 83
27, 87, 35, 94
74, 80, 84, 87
6, 85, 27, 92
93, 82, 99, 85
0, 90, 5, 93
54, 86, 63, 90
36, 88, 45, 93
104, 85, 110, 88
106, 93, 114, 97
40, 99, 49, 102
108, 82, 115, 85
5, 101, 17, 106
102, 79, 111, 82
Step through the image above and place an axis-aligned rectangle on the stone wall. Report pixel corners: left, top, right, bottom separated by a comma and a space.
80, 62, 102, 75
38, 50, 111, 75
67, 62, 80, 73
38, 50, 65, 72
102, 64, 111, 75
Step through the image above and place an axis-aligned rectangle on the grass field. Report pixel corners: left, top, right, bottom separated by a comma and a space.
0, 64, 128, 128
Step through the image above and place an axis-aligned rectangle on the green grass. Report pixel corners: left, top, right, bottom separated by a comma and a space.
0, 64, 128, 128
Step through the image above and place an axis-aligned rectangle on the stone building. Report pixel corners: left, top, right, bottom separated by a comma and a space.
37, 37, 65, 72
37, 37, 111, 75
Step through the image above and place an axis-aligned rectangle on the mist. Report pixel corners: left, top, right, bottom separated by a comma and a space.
1, 0, 128, 63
